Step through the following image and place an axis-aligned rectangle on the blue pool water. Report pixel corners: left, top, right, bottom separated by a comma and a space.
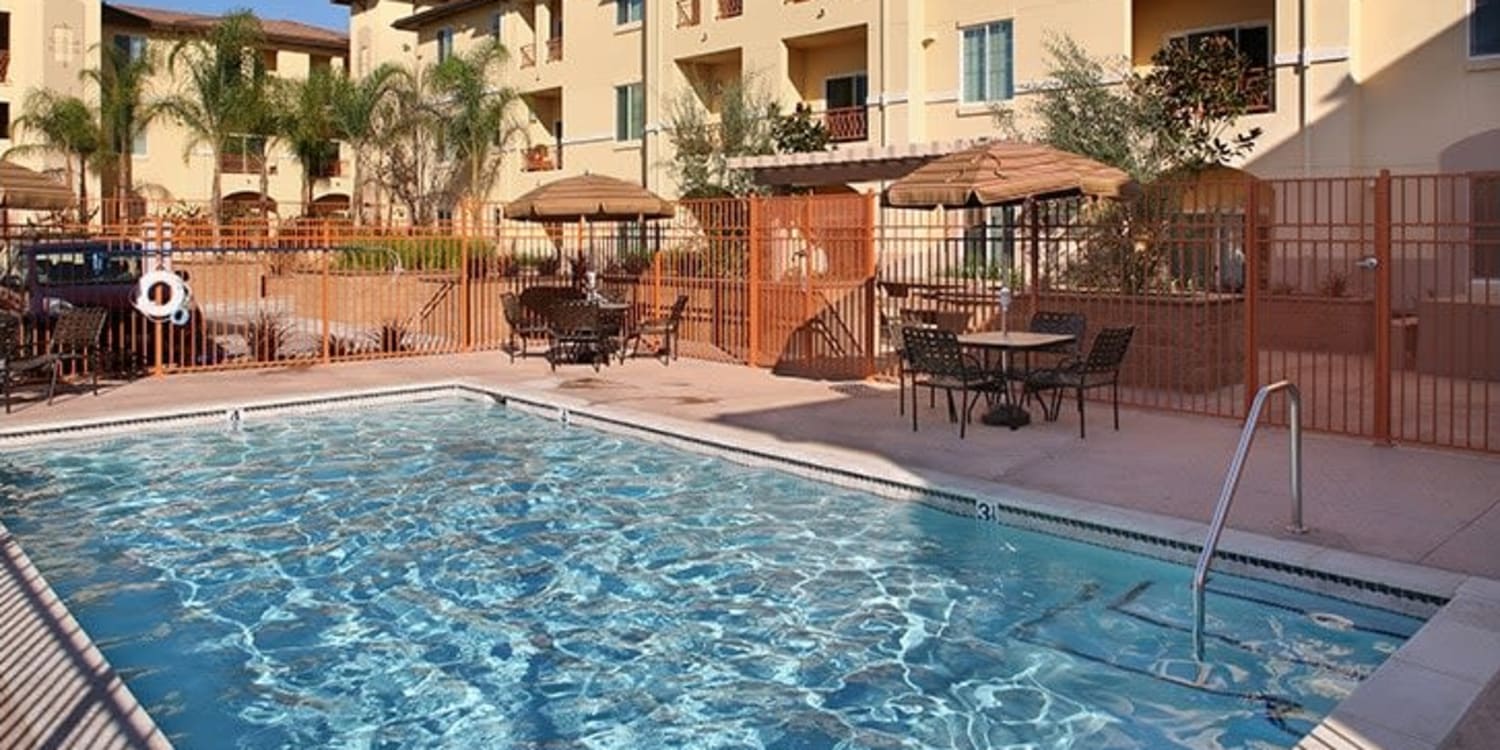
0, 400, 1420, 749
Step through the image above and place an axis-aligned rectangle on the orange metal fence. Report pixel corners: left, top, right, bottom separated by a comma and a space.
5, 180, 1499, 453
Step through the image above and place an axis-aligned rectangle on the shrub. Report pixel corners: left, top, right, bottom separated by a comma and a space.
245, 311, 294, 362
370, 318, 410, 353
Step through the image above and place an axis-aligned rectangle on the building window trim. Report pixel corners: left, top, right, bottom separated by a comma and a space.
1474, 0, 1500, 59
959, 19, 1014, 104
615, 82, 645, 142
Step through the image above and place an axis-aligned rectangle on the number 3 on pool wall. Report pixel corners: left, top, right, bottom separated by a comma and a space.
977, 502, 995, 522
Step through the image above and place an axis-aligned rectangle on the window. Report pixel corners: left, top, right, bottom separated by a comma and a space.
131, 131, 147, 157
615, 82, 644, 141
1476, 0, 1500, 57
0, 101, 9, 139
310, 55, 331, 74
262, 49, 278, 72
113, 34, 147, 63
1475, 175, 1500, 279
1169, 24, 1273, 112
961, 20, 1014, 103
960, 206, 1017, 280
490, 12, 503, 40
617, 0, 643, 25
436, 27, 454, 62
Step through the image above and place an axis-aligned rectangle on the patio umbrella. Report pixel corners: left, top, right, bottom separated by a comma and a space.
0, 160, 74, 211
884, 141, 1133, 208
503, 173, 674, 222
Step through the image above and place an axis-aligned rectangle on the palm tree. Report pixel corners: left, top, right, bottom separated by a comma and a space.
6, 90, 103, 222
82, 40, 158, 222
153, 10, 269, 225
329, 62, 406, 225
428, 41, 525, 225
275, 68, 341, 211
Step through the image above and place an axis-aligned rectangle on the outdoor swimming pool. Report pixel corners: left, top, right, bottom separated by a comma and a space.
0, 399, 1422, 749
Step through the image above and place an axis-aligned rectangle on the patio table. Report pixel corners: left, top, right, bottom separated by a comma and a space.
957, 331, 1077, 428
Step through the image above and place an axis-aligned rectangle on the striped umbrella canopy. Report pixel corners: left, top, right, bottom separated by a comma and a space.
504, 173, 674, 221
0, 160, 74, 210
884, 141, 1134, 208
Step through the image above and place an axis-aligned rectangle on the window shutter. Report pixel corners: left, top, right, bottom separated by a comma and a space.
616, 85, 629, 140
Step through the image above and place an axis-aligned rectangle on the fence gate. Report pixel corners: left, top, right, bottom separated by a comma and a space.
750, 194, 876, 379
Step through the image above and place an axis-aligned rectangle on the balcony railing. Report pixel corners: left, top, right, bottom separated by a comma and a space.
677, 0, 701, 27
717, 0, 742, 19
0, 50, 9, 83
823, 106, 868, 143
519, 43, 537, 68
220, 153, 266, 174
546, 37, 563, 62
523, 144, 557, 172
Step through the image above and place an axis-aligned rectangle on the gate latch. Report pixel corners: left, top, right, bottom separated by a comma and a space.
1356, 256, 1380, 270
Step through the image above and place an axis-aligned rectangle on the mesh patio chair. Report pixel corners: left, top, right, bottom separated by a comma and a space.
1009, 310, 1087, 403
2, 308, 108, 413
626, 294, 689, 363
883, 312, 942, 416
902, 326, 1008, 439
1022, 326, 1135, 438
545, 300, 610, 372
501, 292, 549, 363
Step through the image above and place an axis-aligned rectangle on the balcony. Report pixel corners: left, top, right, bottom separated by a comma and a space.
717, 0, 742, 19
546, 37, 562, 62
520, 43, 537, 68
523, 144, 557, 172
311, 159, 345, 179
677, 0, 700, 27
0, 50, 9, 83
220, 152, 266, 174
823, 106, 868, 143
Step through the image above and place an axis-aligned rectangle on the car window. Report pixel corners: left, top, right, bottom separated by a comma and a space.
33, 250, 142, 285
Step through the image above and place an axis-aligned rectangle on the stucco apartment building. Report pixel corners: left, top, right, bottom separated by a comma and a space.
342, 0, 1500, 202
0, 1, 350, 217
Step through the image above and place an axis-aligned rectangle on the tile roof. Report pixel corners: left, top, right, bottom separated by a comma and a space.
105, 3, 348, 52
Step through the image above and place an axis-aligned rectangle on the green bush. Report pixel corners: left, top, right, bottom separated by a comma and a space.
333, 237, 492, 273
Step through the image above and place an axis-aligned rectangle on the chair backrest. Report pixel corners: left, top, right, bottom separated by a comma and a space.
1030, 310, 1086, 352
519, 285, 585, 318
1083, 326, 1135, 373
546, 300, 599, 335
501, 292, 525, 325
49, 308, 107, 354
901, 326, 967, 376
666, 294, 689, 324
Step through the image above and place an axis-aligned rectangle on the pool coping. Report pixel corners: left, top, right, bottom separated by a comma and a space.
2, 380, 1497, 749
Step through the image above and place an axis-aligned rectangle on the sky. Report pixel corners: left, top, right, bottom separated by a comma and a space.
132, 0, 348, 32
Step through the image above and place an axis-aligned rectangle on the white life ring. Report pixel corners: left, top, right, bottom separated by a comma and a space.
134, 269, 190, 320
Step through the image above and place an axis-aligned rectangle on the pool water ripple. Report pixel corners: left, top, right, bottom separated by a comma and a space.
0, 401, 1421, 749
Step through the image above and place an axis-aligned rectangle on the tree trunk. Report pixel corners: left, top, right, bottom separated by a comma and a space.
210, 146, 223, 244
351, 152, 363, 228
77, 154, 90, 225
259, 157, 270, 216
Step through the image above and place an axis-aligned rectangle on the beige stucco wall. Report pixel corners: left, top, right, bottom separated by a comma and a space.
0, 0, 101, 207
350, 0, 414, 79
366, 0, 1500, 202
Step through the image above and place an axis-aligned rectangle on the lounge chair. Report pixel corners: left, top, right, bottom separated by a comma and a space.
1023, 326, 1135, 438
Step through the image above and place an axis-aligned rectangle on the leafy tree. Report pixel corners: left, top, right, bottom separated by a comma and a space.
374, 66, 445, 224
6, 90, 103, 222
663, 75, 778, 198
154, 10, 270, 224
771, 103, 830, 154
1004, 33, 1262, 181
83, 41, 158, 221
329, 63, 406, 225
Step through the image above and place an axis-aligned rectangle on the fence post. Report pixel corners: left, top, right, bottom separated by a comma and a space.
863, 191, 877, 378
459, 236, 472, 352
1373, 169, 1393, 445
320, 222, 331, 364
1243, 178, 1260, 415
747, 196, 761, 367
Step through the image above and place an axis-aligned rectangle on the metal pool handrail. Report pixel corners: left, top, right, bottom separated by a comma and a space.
1192, 380, 1307, 661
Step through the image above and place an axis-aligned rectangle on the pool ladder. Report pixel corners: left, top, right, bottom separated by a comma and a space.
1191, 380, 1307, 662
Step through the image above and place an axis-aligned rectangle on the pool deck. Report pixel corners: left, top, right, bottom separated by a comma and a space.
2, 353, 1499, 749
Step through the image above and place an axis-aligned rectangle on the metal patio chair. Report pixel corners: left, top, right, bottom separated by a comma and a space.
625, 294, 689, 363
1022, 326, 1135, 439
902, 326, 1007, 439
545, 300, 610, 371
501, 291, 549, 363
2, 307, 108, 413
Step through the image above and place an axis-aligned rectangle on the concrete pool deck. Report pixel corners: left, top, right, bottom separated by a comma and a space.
2, 353, 1499, 748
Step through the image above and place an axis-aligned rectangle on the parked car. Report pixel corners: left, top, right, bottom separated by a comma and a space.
3, 239, 222, 371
